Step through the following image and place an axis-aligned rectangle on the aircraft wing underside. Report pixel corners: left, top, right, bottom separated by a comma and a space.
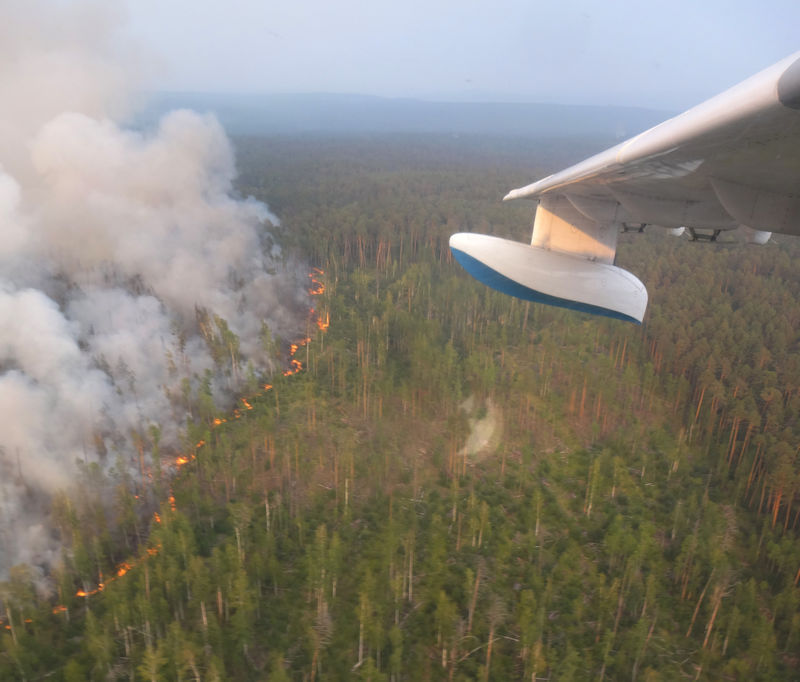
450, 52, 800, 323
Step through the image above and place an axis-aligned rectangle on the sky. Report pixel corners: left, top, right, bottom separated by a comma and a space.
122, 0, 800, 110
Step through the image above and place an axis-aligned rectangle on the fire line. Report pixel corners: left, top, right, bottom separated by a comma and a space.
44, 268, 330, 609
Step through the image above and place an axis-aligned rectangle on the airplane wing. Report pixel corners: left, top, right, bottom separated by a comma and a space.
450, 52, 800, 323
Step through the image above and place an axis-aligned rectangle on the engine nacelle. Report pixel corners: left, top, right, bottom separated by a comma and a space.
449, 233, 648, 323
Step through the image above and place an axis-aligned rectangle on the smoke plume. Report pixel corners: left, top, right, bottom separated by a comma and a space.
0, 1, 307, 575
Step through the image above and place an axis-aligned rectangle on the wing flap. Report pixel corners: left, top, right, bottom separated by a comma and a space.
711, 177, 800, 235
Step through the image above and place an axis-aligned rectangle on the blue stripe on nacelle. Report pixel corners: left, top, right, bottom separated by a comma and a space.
450, 247, 641, 324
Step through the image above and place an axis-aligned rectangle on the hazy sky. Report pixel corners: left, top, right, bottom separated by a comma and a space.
124, 0, 798, 109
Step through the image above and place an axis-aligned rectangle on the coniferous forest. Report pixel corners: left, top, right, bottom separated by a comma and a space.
2, 134, 799, 680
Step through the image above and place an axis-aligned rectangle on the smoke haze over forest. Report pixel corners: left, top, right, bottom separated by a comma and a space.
140, 92, 670, 139
0, 1, 306, 577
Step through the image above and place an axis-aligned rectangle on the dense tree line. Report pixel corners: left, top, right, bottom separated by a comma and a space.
1, 135, 798, 680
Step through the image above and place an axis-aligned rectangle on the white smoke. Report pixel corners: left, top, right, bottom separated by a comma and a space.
0, 1, 307, 575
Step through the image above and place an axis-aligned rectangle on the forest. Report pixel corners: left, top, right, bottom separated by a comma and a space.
1, 133, 799, 680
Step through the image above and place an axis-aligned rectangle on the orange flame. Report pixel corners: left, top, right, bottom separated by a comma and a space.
309, 267, 326, 295
72, 542, 164, 600
282, 337, 311, 376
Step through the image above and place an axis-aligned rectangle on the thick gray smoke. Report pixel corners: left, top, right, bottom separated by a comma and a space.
0, 1, 307, 575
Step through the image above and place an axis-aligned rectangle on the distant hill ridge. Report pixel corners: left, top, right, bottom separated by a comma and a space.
135, 91, 671, 138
